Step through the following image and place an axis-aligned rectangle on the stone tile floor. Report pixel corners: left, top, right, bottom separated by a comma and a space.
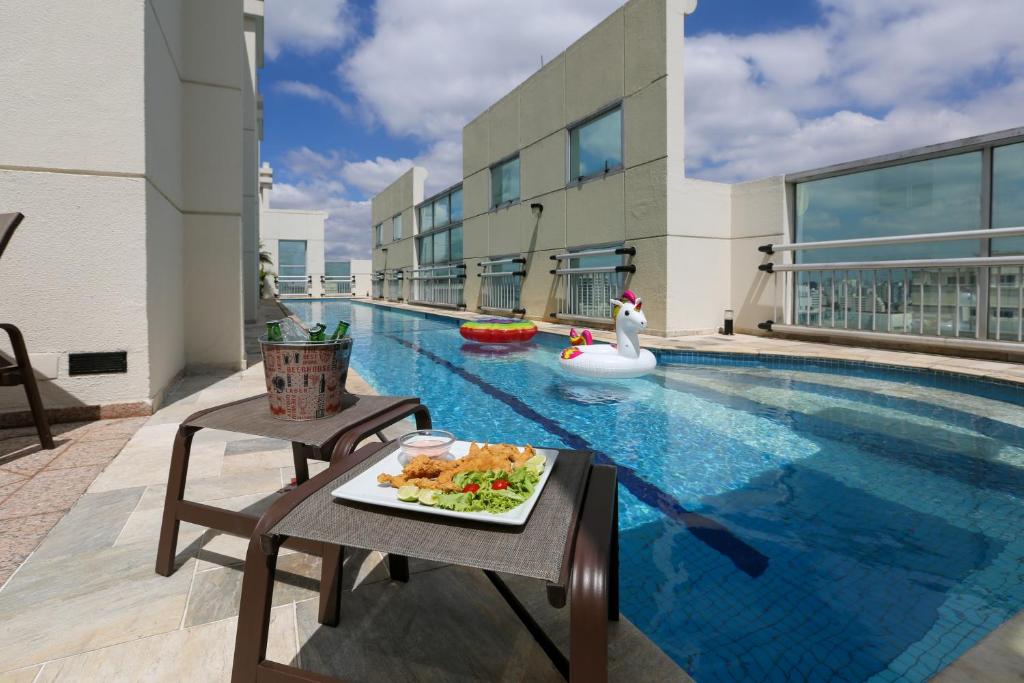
0, 417, 147, 587
0, 364, 688, 682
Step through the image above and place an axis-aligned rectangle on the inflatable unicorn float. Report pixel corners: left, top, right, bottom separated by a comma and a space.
559, 290, 657, 378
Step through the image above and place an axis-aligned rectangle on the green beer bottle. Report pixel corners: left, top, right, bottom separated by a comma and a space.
329, 320, 350, 341
308, 323, 327, 342
266, 320, 283, 342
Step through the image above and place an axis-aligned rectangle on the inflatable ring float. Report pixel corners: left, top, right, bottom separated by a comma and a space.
459, 318, 538, 344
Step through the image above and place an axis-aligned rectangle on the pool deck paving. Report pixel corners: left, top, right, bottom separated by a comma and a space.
2, 296, 1024, 681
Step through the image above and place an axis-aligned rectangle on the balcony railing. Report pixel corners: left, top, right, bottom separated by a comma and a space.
386, 271, 404, 302
321, 275, 354, 296
371, 274, 384, 299
549, 246, 636, 323
411, 263, 465, 309
478, 257, 526, 314
757, 226, 1024, 345
276, 275, 310, 297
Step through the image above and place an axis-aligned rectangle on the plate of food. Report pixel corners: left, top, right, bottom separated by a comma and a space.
330, 440, 558, 526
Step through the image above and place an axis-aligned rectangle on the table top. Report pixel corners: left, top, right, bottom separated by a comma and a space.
183, 393, 421, 448
270, 443, 594, 585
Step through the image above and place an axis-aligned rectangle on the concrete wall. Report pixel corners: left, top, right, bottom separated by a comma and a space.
261, 209, 328, 297
242, 5, 265, 322
0, 0, 256, 420
730, 176, 787, 333
350, 259, 373, 297
370, 167, 426, 301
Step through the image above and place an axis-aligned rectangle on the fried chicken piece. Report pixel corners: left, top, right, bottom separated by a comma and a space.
401, 454, 455, 479
377, 443, 535, 490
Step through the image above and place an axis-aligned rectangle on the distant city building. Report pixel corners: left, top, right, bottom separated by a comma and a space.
258, 163, 328, 298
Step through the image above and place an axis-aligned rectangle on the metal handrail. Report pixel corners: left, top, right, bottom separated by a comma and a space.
761, 255, 1024, 273
479, 271, 527, 278
551, 265, 636, 275
550, 246, 636, 261
759, 225, 1024, 254
479, 257, 526, 267
414, 263, 465, 273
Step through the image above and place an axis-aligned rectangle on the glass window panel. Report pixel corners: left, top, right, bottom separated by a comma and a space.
278, 240, 306, 277
491, 157, 520, 207
418, 234, 433, 265
451, 188, 463, 221
433, 229, 450, 263
991, 142, 1024, 255
419, 205, 433, 232
450, 226, 463, 261
393, 214, 403, 240
325, 261, 350, 277
794, 151, 982, 263
433, 196, 449, 227
570, 108, 623, 180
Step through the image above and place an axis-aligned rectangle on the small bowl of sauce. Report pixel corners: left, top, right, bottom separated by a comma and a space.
398, 430, 456, 464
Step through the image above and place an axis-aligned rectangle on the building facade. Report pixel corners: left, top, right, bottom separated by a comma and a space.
0, 0, 265, 422
369, 0, 1024, 356
258, 163, 328, 298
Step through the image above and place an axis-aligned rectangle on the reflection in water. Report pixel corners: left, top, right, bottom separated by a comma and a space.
458, 342, 533, 359
552, 379, 637, 405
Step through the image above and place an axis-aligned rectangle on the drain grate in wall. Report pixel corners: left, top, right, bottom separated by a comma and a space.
69, 351, 128, 376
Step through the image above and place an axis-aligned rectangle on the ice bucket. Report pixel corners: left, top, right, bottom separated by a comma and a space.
259, 337, 353, 421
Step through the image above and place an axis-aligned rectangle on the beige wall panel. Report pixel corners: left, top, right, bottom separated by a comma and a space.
150, 0, 184, 69
566, 174, 626, 247
521, 132, 567, 201
731, 176, 786, 239
489, 90, 520, 162
372, 249, 387, 271
624, 77, 667, 169
625, 0, 669, 95
565, 9, 625, 123
519, 248, 561, 320
463, 215, 489, 260
381, 217, 394, 246
182, 0, 243, 88
669, 178, 732, 239
519, 55, 566, 147
400, 207, 415, 240
462, 170, 490, 220
387, 237, 416, 270
489, 204, 522, 256
731, 234, 783, 333
184, 215, 245, 370
521, 190, 566, 253
146, 183, 185, 399
144, 3, 184, 208
463, 256, 483, 310
665, 234, 732, 335
463, 113, 491, 177
621, 236, 668, 335
182, 83, 242, 214
625, 158, 668, 240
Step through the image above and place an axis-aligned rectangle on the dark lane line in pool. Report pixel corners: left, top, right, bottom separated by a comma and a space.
385, 333, 770, 579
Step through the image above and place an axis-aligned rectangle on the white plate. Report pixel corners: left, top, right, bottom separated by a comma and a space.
331, 441, 559, 526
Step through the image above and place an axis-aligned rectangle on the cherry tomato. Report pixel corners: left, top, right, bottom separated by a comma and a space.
462, 483, 480, 493
492, 479, 509, 490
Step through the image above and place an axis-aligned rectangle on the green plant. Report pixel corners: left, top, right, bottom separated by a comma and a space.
258, 242, 275, 297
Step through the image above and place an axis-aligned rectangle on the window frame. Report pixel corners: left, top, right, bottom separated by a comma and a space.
392, 213, 403, 240
566, 103, 624, 187
490, 154, 521, 209
374, 223, 383, 247
278, 239, 308, 277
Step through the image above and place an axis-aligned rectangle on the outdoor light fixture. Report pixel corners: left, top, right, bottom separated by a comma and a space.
530, 202, 544, 217
723, 309, 734, 336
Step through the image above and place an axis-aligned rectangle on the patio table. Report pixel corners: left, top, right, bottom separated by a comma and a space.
231, 439, 619, 683
155, 393, 431, 577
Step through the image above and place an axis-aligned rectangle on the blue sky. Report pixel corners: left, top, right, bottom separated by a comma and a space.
260, 0, 1023, 259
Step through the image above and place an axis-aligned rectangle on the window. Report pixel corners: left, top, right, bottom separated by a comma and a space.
491, 156, 520, 207
393, 213, 403, 240
415, 185, 463, 267
991, 142, 1024, 254
278, 240, 307, 277
419, 205, 433, 232
374, 223, 383, 246
451, 188, 463, 222
325, 261, 350, 277
570, 107, 623, 181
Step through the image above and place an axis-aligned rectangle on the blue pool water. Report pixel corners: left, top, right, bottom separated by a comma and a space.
286, 299, 1024, 683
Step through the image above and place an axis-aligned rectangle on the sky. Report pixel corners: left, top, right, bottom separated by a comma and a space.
260, 0, 1024, 260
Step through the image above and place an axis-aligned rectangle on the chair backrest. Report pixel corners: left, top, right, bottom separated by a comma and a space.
0, 213, 25, 263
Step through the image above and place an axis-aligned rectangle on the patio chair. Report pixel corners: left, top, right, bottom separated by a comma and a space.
0, 213, 55, 449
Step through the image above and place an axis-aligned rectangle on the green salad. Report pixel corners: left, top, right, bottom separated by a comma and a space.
395, 454, 546, 515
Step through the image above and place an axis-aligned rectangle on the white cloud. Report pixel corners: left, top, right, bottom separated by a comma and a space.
269, 179, 371, 261
275, 81, 352, 117
264, 0, 352, 60
685, 0, 1024, 181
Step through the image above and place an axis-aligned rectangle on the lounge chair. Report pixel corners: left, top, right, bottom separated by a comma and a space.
0, 213, 55, 449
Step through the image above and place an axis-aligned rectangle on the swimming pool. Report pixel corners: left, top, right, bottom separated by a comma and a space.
286, 299, 1024, 683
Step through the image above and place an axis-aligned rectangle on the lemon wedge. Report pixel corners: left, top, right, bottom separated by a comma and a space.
417, 489, 438, 506
396, 485, 420, 502
524, 454, 547, 474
